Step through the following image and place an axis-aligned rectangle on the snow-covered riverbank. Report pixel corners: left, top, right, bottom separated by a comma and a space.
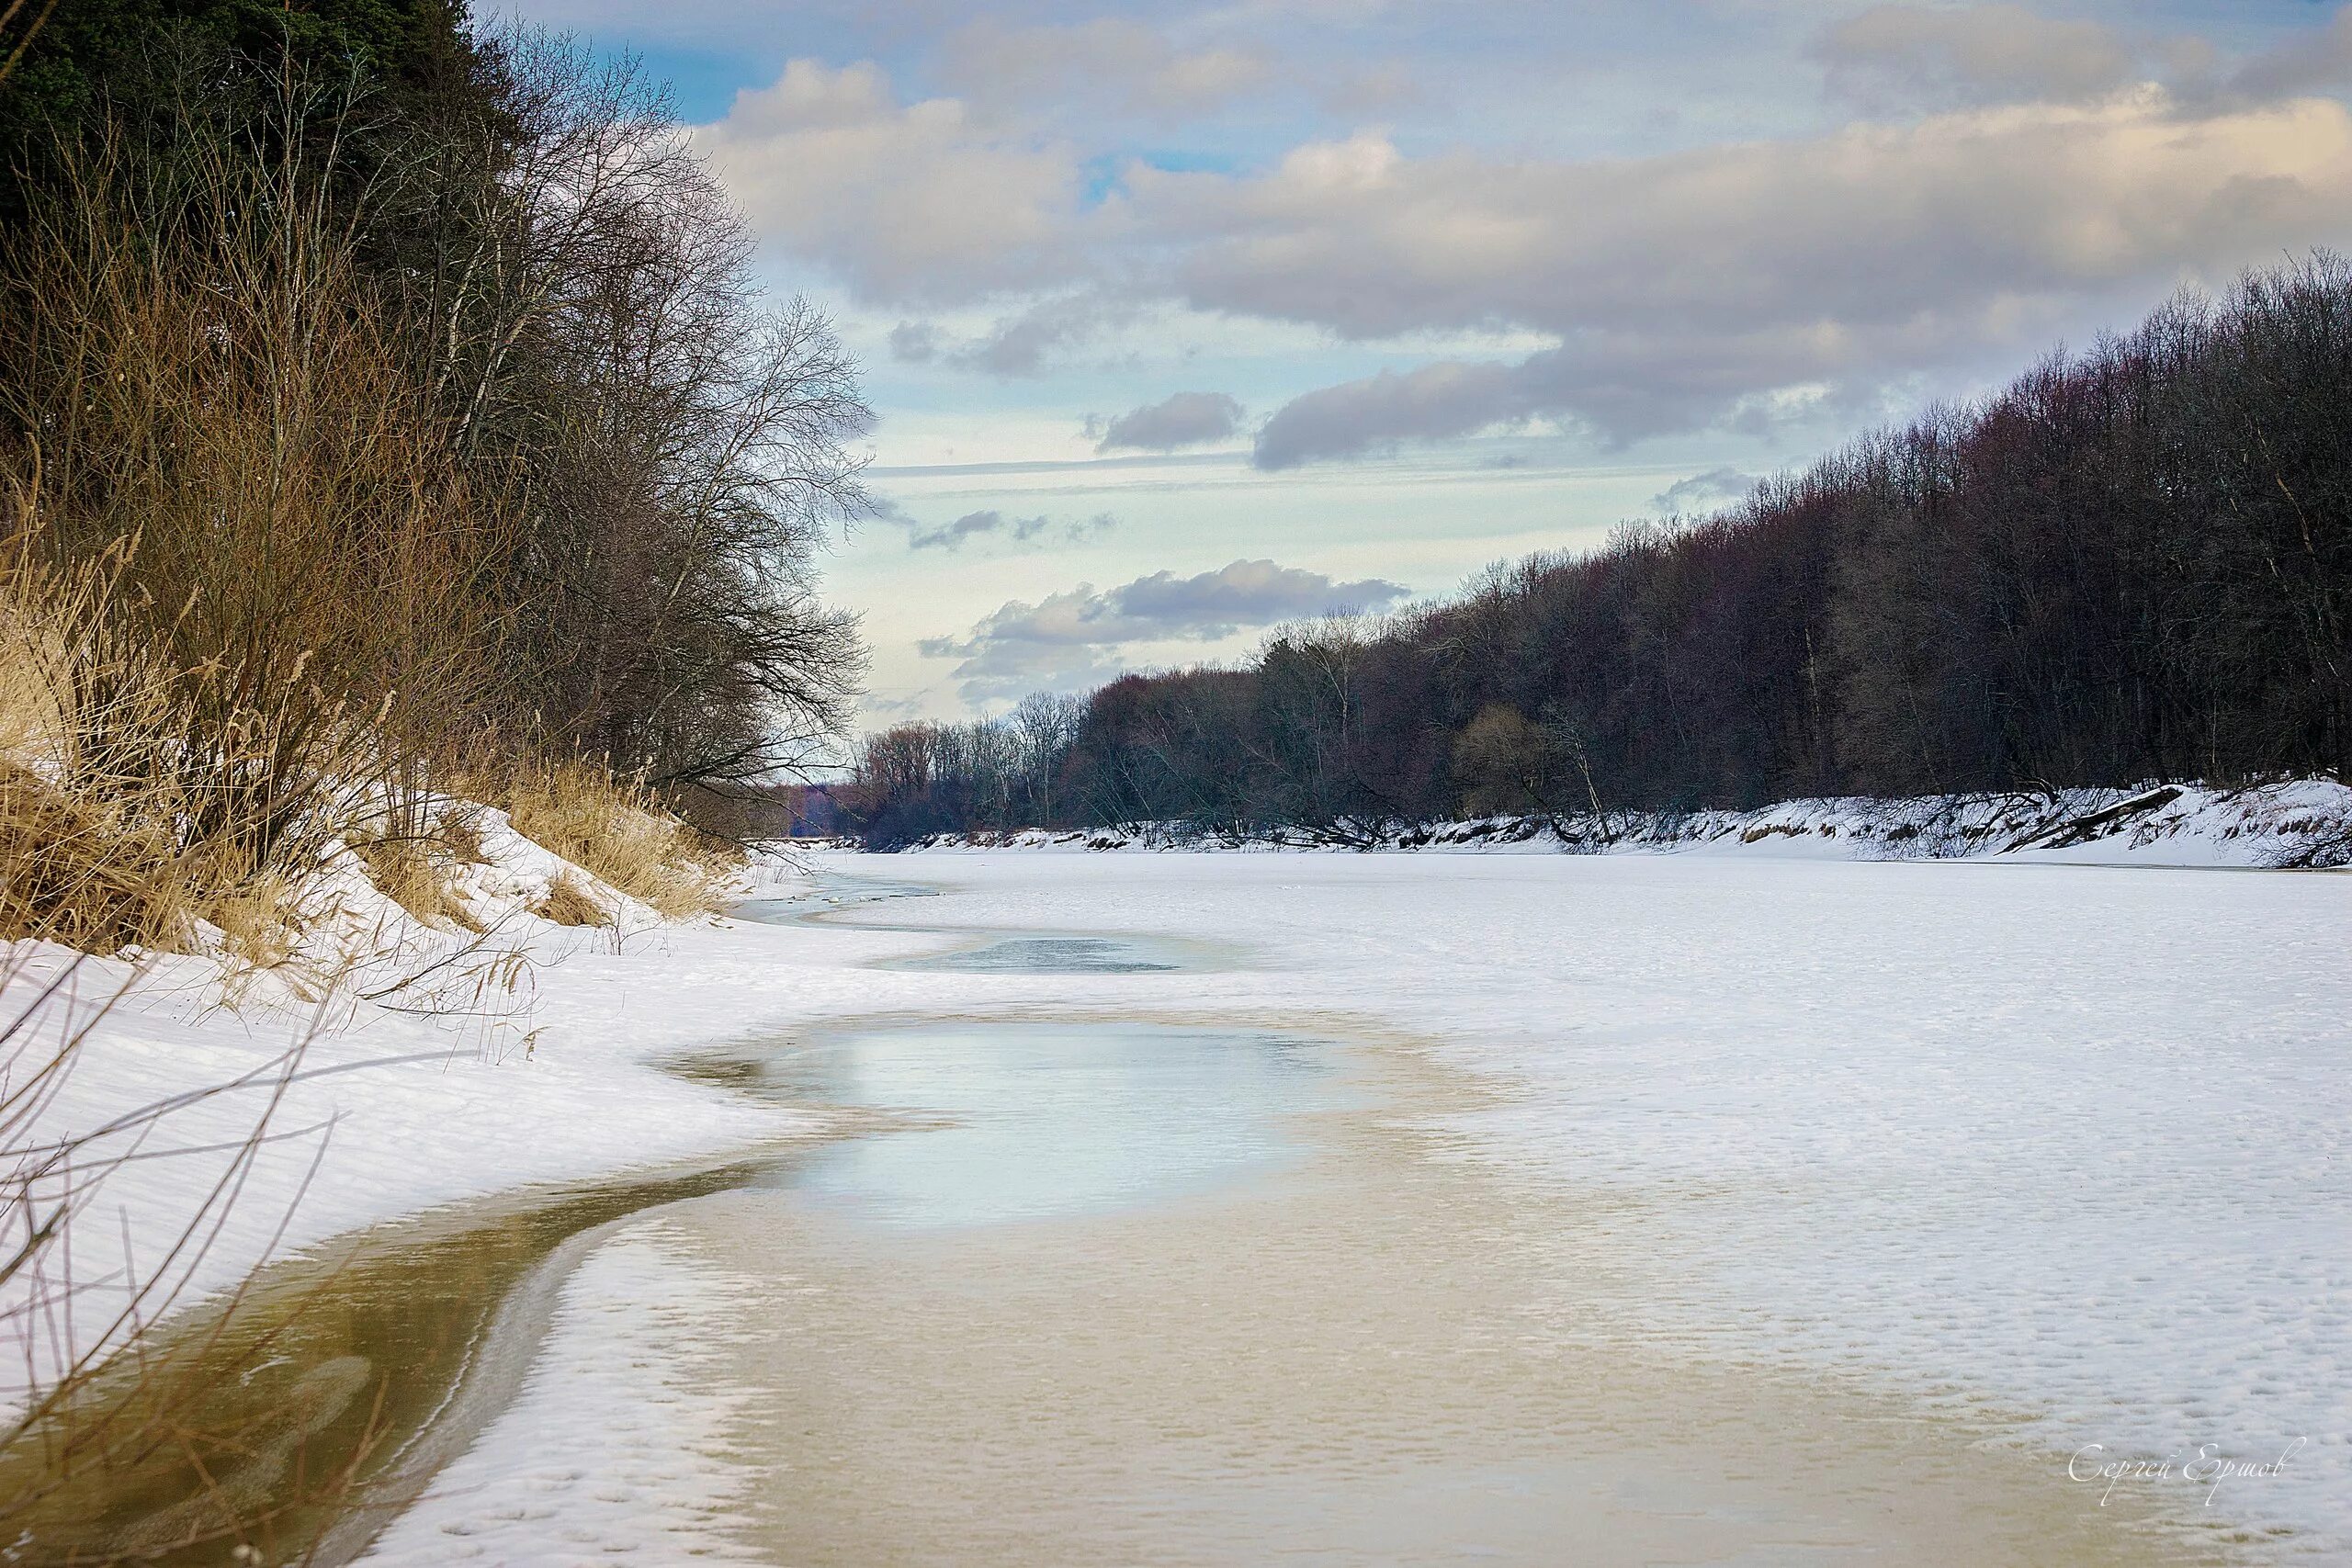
892, 778, 2352, 867
11, 844, 2346, 1562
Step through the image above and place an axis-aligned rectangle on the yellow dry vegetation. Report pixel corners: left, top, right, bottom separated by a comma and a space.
347, 829, 485, 934
500, 761, 738, 920
0, 525, 330, 962
531, 870, 610, 929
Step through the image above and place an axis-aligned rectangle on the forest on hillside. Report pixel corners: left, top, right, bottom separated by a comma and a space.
846, 261, 2352, 847
0, 0, 869, 947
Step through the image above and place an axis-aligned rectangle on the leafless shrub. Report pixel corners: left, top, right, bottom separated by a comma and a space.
379, 29, 870, 793
0, 101, 517, 782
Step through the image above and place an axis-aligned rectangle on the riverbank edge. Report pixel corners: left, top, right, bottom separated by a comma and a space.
872, 777, 2352, 868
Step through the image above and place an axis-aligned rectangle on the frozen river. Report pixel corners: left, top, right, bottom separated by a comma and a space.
372, 854, 2341, 1565
28, 852, 2337, 1564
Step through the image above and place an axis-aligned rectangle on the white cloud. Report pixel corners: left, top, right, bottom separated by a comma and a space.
697, 19, 2352, 461
1651, 466, 1763, 513
695, 59, 1085, 304
1158, 98, 2352, 343
1211, 94, 2352, 460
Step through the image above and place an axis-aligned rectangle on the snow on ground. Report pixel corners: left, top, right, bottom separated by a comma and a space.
0, 828, 833, 1420
778, 849, 2351, 1560
360, 1218, 766, 1565
8, 807, 2346, 1562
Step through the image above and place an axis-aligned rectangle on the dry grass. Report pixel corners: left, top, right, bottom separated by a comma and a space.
532, 870, 610, 928
439, 807, 492, 867
0, 113, 520, 971
0, 760, 187, 954
0, 521, 368, 963
348, 828, 484, 934
0, 550, 197, 952
199, 874, 304, 973
501, 761, 738, 920
0, 513, 738, 963
349, 800, 498, 935
343, 808, 496, 931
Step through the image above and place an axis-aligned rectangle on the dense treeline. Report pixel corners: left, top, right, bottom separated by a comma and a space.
0, 1, 866, 806
847, 259, 2351, 846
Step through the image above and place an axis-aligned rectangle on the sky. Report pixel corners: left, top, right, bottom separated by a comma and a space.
500, 0, 2352, 729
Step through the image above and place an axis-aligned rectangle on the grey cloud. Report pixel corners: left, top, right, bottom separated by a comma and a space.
901, 508, 1116, 551
1251, 326, 1871, 466
1113, 558, 1408, 632
888, 321, 941, 363
1324, 61, 1423, 118
1253, 363, 1524, 469
882, 298, 1130, 378
2231, 8, 2352, 101
1651, 467, 1763, 513
1532, 329, 1879, 445
956, 296, 1111, 377
911, 293, 1133, 378
1091, 390, 1246, 454
909, 509, 1046, 549
1811, 5, 2139, 109
922, 558, 1410, 699
942, 18, 1270, 120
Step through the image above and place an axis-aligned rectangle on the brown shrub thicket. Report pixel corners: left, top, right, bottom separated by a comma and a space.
0, 513, 371, 959
0, 26, 854, 1550
0, 31, 866, 948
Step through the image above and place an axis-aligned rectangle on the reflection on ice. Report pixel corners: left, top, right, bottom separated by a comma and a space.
766, 1023, 1329, 1229
889, 935, 1180, 974
734, 874, 1217, 974
730, 874, 938, 926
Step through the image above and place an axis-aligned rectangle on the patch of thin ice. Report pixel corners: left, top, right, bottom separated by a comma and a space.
359, 1219, 763, 1565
